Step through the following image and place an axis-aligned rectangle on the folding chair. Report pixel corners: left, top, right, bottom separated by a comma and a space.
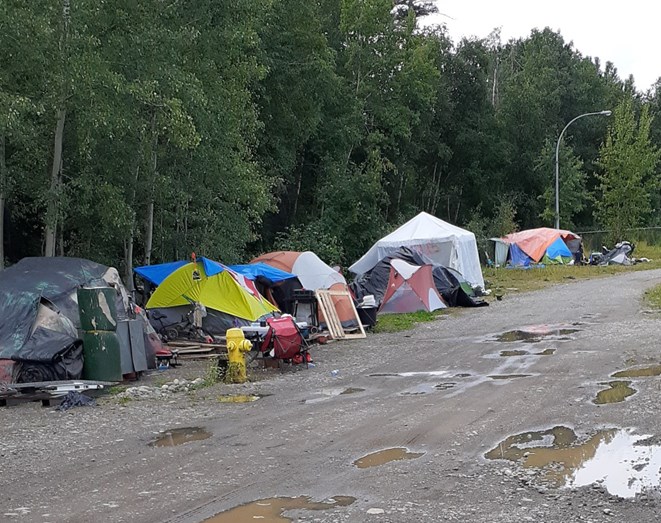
259, 316, 310, 367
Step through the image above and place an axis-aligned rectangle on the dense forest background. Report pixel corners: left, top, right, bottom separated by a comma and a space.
2, 0, 661, 282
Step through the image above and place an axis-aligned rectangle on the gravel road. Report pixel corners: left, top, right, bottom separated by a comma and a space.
2, 269, 661, 523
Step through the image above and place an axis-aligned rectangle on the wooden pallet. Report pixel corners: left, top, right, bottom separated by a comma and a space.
165, 340, 228, 359
315, 289, 366, 340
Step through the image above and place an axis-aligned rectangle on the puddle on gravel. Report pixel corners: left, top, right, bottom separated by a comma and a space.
500, 348, 556, 357
488, 374, 532, 380
354, 447, 425, 468
400, 383, 438, 395
204, 496, 356, 523
593, 381, 637, 404
370, 370, 451, 378
612, 365, 661, 378
149, 427, 211, 447
217, 394, 264, 403
493, 325, 580, 343
486, 426, 661, 497
340, 387, 365, 395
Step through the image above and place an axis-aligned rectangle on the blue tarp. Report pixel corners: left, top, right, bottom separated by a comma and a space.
134, 260, 187, 286
545, 237, 572, 260
229, 263, 296, 283
509, 243, 532, 267
135, 258, 295, 286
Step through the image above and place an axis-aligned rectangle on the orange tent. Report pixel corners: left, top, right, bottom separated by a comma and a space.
251, 251, 357, 328
503, 228, 580, 263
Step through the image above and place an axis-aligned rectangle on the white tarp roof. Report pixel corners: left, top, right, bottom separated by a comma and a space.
349, 212, 485, 289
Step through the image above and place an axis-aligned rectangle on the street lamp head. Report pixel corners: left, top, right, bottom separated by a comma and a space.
600, 110, 612, 116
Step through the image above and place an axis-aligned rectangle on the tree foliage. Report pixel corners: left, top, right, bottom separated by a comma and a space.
595, 100, 660, 241
1, 3, 660, 272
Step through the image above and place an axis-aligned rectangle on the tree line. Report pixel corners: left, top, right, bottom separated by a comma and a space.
2, 0, 660, 281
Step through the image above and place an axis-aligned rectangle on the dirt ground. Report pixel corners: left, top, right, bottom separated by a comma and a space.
3, 269, 661, 522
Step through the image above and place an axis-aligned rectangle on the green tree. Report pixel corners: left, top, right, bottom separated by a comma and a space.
595, 99, 660, 240
536, 138, 588, 229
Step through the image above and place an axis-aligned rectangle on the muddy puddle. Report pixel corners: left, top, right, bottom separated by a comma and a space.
486, 426, 661, 497
340, 387, 365, 395
593, 381, 637, 404
204, 496, 356, 523
370, 370, 451, 378
217, 394, 264, 403
303, 387, 365, 404
354, 447, 425, 468
500, 348, 556, 357
612, 364, 661, 378
491, 325, 580, 343
488, 374, 532, 380
149, 427, 211, 448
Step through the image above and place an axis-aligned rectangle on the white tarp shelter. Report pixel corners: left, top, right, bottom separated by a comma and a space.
349, 212, 485, 289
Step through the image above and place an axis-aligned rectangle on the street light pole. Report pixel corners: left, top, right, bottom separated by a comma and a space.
555, 110, 612, 229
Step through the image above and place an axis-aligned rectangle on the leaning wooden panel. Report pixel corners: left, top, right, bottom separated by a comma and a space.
315, 289, 366, 340
315, 291, 344, 339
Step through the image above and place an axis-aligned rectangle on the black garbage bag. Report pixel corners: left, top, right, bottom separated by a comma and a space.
56, 391, 96, 411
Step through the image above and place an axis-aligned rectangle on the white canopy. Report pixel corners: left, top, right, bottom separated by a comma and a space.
349, 212, 485, 289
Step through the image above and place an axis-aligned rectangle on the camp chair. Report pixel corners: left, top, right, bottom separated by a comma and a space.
259, 316, 309, 365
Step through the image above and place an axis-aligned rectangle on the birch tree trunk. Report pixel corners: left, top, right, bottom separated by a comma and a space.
45, 108, 66, 256
0, 133, 6, 270
144, 111, 158, 266
45, 0, 70, 257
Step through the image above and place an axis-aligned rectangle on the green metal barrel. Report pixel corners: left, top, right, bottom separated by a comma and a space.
77, 287, 118, 331
81, 331, 122, 381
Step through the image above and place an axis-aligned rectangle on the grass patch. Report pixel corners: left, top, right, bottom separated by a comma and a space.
484, 241, 661, 299
645, 284, 661, 310
107, 385, 129, 395
373, 310, 445, 333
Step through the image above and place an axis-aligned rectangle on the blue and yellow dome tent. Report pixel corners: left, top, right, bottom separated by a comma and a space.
137, 258, 280, 336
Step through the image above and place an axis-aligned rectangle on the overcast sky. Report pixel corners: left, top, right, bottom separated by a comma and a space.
425, 1, 659, 92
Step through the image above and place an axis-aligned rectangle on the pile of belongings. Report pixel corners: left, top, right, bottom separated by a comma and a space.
0, 257, 160, 383
350, 247, 487, 315
588, 241, 648, 266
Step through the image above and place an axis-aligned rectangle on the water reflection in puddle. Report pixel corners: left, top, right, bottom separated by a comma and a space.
204, 496, 356, 523
303, 388, 365, 404
354, 447, 425, 468
486, 426, 661, 497
492, 325, 580, 343
594, 381, 637, 404
500, 348, 556, 357
149, 427, 211, 447
370, 371, 451, 378
488, 374, 532, 380
612, 365, 661, 378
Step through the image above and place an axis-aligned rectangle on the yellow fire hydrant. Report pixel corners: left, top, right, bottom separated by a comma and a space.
225, 328, 253, 384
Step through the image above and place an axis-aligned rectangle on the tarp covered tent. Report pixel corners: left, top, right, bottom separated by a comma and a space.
380, 259, 447, 314
134, 258, 295, 287
145, 261, 279, 335
349, 212, 485, 289
0, 257, 139, 382
251, 251, 357, 327
351, 247, 487, 309
502, 228, 580, 266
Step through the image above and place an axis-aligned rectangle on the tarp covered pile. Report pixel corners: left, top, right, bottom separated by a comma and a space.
0, 258, 129, 382
497, 228, 581, 267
